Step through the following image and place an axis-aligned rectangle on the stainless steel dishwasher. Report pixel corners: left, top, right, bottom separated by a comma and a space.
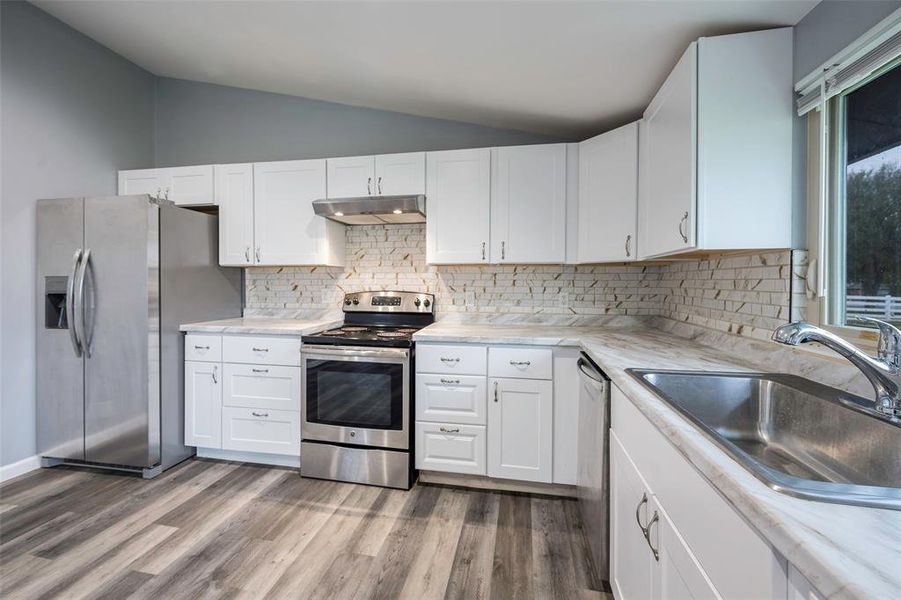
577, 352, 610, 584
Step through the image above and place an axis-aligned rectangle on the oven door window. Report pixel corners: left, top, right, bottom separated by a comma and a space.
305, 359, 404, 430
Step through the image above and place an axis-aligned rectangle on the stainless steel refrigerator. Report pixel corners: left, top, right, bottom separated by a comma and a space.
37, 195, 242, 477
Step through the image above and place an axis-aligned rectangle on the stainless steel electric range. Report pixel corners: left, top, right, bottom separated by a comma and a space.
300, 290, 434, 490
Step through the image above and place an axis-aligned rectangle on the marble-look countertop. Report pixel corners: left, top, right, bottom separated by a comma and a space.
179, 317, 343, 335
414, 322, 901, 600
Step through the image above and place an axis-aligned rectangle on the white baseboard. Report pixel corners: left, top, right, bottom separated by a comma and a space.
196, 447, 300, 469
0, 455, 41, 484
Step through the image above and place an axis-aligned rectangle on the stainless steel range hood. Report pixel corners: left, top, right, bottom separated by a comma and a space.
312, 194, 426, 225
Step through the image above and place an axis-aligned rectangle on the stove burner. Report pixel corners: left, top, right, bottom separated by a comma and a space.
376, 331, 408, 338
320, 330, 347, 336
340, 327, 368, 332
396, 328, 418, 333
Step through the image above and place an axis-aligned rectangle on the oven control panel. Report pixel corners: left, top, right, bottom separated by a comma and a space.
342, 291, 434, 313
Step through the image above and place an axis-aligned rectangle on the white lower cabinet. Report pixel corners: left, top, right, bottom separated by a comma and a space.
184, 334, 302, 463
184, 361, 222, 448
487, 377, 553, 483
415, 422, 486, 475
222, 407, 300, 455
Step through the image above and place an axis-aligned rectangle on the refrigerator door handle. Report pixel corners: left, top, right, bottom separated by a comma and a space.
66, 249, 84, 357
74, 248, 91, 357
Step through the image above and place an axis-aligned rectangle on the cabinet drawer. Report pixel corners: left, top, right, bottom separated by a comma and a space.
415, 422, 486, 475
222, 335, 302, 366
416, 344, 487, 375
185, 334, 222, 362
416, 374, 487, 425
488, 346, 552, 380
222, 407, 300, 456
223, 364, 300, 411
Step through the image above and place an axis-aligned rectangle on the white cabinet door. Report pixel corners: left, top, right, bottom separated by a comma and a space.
415, 422, 487, 475
216, 163, 255, 266
374, 152, 426, 195
578, 122, 639, 263
254, 159, 345, 266
640, 43, 697, 258
788, 565, 824, 600
184, 361, 222, 449
118, 169, 165, 198
167, 165, 215, 206
491, 144, 566, 264
426, 148, 491, 264
327, 155, 375, 198
610, 433, 655, 600
487, 377, 553, 483
650, 497, 720, 600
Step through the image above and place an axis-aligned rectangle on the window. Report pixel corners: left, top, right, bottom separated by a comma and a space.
827, 60, 901, 329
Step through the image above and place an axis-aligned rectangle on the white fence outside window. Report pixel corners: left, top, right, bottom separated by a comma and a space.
846, 295, 901, 321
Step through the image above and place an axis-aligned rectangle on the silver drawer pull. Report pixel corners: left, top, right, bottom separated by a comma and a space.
509, 360, 531, 367
252, 368, 269, 373
439, 357, 460, 363
439, 426, 460, 434
252, 347, 269, 352
440, 378, 460, 385
194, 345, 210, 350
252, 411, 269, 418
211, 365, 218, 384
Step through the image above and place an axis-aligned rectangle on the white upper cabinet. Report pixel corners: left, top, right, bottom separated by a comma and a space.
639, 28, 793, 258
118, 166, 215, 206
578, 123, 639, 263
327, 155, 376, 198
426, 148, 491, 264
491, 144, 567, 264
253, 160, 345, 266
374, 152, 426, 195
216, 163, 255, 266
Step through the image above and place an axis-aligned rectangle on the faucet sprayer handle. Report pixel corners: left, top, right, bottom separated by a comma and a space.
851, 317, 901, 368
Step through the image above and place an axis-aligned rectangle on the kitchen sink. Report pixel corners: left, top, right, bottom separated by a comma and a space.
627, 370, 901, 511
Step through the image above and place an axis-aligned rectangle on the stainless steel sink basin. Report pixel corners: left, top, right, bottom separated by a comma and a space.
627, 369, 901, 511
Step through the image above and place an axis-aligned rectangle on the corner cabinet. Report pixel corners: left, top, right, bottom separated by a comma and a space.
639, 27, 793, 258
577, 122, 639, 263
426, 149, 491, 264
252, 160, 345, 266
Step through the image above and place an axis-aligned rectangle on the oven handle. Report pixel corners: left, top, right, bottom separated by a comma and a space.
301, 345, 410, 360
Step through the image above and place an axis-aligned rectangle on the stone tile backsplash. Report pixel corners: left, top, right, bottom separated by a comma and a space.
245, 224, 804, 337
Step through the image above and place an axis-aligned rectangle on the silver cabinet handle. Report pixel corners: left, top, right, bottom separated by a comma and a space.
501, 241, 506, 260
66, 248, 84, 358
646, 511, 660, 561
439, 426, 460, 433
245, 247, 251, 263
252, 347, 269, 352
377, 176, 382, 195
194, 345, 210, 350
494, 380, 499, 402
481, 242, 486, 261
440, 378, 460, 385
367, 177, 372, 195
439, 357, 459, 363
635, 492, 649, 537
211, 365, 218, 384
255, 246, 261, 262
509, 360, 531, 367
252, 411, 269, 418
625, 234, 632, 257
252, 368, 269, 373
678, 211, 689, 243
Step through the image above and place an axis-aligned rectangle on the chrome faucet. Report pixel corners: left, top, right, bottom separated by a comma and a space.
772, 318, 901, 418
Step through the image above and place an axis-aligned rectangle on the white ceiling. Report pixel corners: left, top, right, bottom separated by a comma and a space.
33, 0, 817, 138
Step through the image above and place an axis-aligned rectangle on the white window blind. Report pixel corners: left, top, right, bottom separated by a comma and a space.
795, 8, 901, 116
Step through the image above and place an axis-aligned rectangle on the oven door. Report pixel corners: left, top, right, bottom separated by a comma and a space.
301, 345, 410, 450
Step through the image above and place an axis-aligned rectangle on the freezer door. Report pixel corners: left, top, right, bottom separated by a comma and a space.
36, 198, 86, 461
83, 195, 160, 468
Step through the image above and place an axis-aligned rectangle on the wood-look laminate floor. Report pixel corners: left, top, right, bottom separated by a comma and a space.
0, 459, 612, 600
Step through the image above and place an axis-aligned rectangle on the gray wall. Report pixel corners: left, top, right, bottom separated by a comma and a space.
794, 0, 900, 80
0, 1, 156, 468
154, 78, 559, 167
